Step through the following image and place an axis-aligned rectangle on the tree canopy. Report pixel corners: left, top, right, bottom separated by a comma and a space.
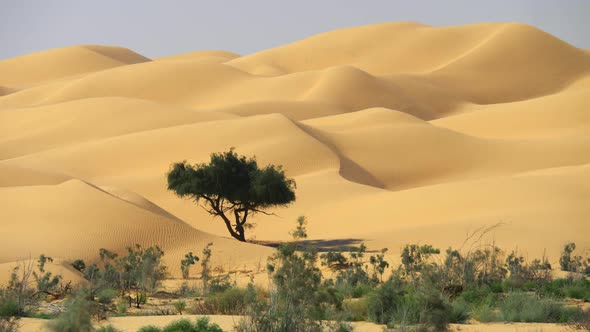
167, 149, 296, 241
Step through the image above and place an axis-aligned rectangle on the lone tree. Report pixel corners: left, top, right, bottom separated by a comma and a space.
167, 149, 296, 242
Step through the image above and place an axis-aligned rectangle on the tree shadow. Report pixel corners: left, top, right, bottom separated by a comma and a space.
253, 238, 368, 252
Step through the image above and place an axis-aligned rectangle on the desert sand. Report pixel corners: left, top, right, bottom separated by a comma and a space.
0, 21, 589, 291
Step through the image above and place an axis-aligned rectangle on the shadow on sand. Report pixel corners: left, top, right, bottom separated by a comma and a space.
253, 238, 371, 252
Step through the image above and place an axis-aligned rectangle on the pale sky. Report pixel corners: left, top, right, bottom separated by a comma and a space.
1, 0, 588, 60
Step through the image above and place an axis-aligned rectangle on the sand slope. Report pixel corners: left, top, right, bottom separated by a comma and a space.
0, 22, 589, 279
0, 45, 150, 89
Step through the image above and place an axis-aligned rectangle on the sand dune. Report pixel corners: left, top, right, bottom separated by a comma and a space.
0, 97, 237, 159
302, 107, 590, 190
0, 177, 272, 279
0, 21, 589, 280
0, 45, 149, 88
155, 50, 241, 63
433, 89, 590, 139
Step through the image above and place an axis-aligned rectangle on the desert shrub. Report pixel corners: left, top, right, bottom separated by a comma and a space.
180, 252, 199, 279
137, 326, 161, 332
115, 297, 128, 315
320, 252, 349, 269
199, 243, 232, 295
560, 242, 579, 272
173, 300, 187, 315
367, 274, 453, 331
565, 279, 590, 301
400, 244, 440, 280
366, 275, 406, 324
539, 278, 590, 300
95, 325, 121, 332
342, 298, 368, 321
499, 292, 570, 323
449, 298, 470, 323
238, 217, 345, 332
138, 317, 223, 332
76, 245, 167, 310
198, 287, 253, 315
0, 255, 69, 319
46, 290, 94, 332
471, 301, 498, 322
369, 248, 389, 283
329, 244, 374, 298
0, 292, 18, 318
559, 242, 590, 275
417, 288, 452, 332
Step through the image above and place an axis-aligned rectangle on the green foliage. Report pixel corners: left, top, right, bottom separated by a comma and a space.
369, 248, 389, 283
238, 217, 344, 331
449, 298, 470, 323
138, 317, 223, 332
173, 300, 187, 315
81, 244, 167, 310
559, 242, 590, 275
71, 259, 86, 273
320, 252, 349, 269
180, 252, 199, 279
46, 290, 94, 332
330, 244, 373, 298
342, 298, 368, 321
366, 275, 406, 324
498, 292, 583, 323
471, 301, 497, 322
198, 243, 231, 296
400, 244, 440, 278
6, 255, 69, 317
167, 149, 296, 241
0, 292, 18, 318
198, 287, 254, 315
95, 325, 121, 332
96, 288, 117, 305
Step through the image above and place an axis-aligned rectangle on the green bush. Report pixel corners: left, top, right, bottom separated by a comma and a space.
500, 293, 567, 323
417, 288, 452, 332
137, 326, 161, 332
0, 295, 19, 317
564, 279, 590, 301
449, 298, 470, 323
46, 291, 94, 332
96, 325, 121, 332
198, 287, 253, 315
366, 275, 406, 324
138, 317, 223, 332
471, 301, 498, 322
173, 300, 187, 315
342, 298, 368, 321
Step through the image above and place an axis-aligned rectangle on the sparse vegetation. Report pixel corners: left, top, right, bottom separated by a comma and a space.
2, 222, 589, 332
137, 317, 222, 332
180, 252, 199, 279
46, 290, 94, 332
